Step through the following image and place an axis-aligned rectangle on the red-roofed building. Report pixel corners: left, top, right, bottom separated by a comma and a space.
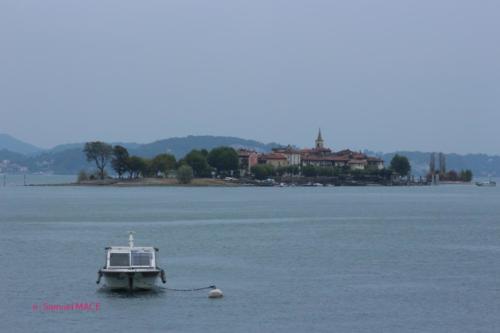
238, 149, 259, 176
258, 153, 288, 168
298, 129, 384, 170
272, 145, 301, 166
367, 156, 384, 170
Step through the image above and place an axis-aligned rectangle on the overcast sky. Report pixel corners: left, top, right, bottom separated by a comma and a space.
0, 0, 499, 153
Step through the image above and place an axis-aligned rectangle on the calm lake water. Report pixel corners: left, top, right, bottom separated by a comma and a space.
1, 180, 499, 332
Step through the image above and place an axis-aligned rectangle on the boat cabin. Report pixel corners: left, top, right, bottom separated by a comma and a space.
106, 246, 158, 269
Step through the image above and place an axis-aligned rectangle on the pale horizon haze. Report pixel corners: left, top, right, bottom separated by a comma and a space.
1, 0, 499, 154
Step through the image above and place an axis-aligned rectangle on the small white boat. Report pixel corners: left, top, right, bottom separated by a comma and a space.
96, 232, 166, 290
476, 181, 496, 187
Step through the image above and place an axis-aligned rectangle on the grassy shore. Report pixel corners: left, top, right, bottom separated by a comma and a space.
73, 177, 239, 187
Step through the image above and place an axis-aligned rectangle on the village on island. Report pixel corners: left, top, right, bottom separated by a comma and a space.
72, 129, 474, 187
236, 129, 386, 185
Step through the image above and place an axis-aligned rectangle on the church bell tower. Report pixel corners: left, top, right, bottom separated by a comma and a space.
315, 128, 324, 149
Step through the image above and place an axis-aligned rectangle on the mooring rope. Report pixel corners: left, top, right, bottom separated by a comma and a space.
165, 285, 216, 292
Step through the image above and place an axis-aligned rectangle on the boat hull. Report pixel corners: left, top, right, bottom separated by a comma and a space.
476, 182, 496, 187
102, 271, 162, 290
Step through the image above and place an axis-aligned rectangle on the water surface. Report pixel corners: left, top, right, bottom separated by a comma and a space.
0, 184, 499, 332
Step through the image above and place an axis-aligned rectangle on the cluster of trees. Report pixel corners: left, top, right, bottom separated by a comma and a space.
250, 164, 394, 180
458, 169, 473, 182
429, 169, 473, 182
444, 169, 473, 182
250, 164, 275, 180
176, 147, 239, 178
250, 164, 301, 180
83, 142, 177, 180
82, 141, 240, 183
301, 165, 393, 178
389, 154, 411, 176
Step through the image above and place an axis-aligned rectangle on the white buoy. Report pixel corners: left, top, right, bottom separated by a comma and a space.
208, 288, 223, 299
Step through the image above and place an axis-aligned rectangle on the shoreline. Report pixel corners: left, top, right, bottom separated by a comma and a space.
25, 177, 474, 187
29, 178, 241, 187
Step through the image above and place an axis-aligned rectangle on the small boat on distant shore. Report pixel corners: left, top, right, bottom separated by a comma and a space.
476, 181, 496, 187
96, 232, 166, 290
476, 177, 496, 187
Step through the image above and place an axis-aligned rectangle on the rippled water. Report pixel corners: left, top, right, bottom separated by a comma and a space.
1, 182, 499, 332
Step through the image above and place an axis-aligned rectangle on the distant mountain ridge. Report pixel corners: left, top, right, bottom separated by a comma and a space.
0, 133, 43, 155
129, 135, 281, 158
43, 135, 280, 158
0, 133, 499, 177
47, 142, 141, 154
0, 135, 282, 174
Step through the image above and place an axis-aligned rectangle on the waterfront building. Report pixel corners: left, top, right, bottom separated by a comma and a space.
238, 149, 259, 176
249, 129, 384, 175
258, 153, 289, 168
299, 130, 384, 170
367, 156, 385, 170
272, 145, 301, 166
348, 159, 367, 170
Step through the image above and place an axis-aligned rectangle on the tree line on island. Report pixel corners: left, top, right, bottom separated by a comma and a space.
81, 141, 239, 184
80, 142, 473, 184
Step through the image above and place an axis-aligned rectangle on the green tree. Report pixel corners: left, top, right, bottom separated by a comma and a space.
251, 164, 275, 180
287, 165, 300, 175
111, 145, 129, 178
276, 166, 288, 177
207, 147, 239, 174
83, 141, 113, 180
390, 154, 411, 177
185, 150, 209, 177
176, 158, 187, 169
351, 169, 366, 179
460, 169, 473, 182
143, 159, 155, 177
466, 169, 473, 182
302, 165, 317, 177
150, 154, 176, 177
139, 158, 150, 177
332, 167, 343, 176
127, 156, 147, 178
318, 167, 334, 177
176, 165, 194, 184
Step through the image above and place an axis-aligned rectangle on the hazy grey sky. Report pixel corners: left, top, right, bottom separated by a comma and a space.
1, 0, 499, 153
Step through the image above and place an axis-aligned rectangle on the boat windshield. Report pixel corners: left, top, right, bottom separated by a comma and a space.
109, 253, 130, 266
131, 250, 152, 266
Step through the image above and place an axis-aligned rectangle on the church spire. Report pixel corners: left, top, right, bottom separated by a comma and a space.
315, 128, 324, 149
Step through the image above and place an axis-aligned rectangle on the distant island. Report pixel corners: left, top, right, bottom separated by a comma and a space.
63, 130, 472, 187
0, 132, 497, 179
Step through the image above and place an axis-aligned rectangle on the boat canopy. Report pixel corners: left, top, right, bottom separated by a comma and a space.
106, 246, 156, 268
